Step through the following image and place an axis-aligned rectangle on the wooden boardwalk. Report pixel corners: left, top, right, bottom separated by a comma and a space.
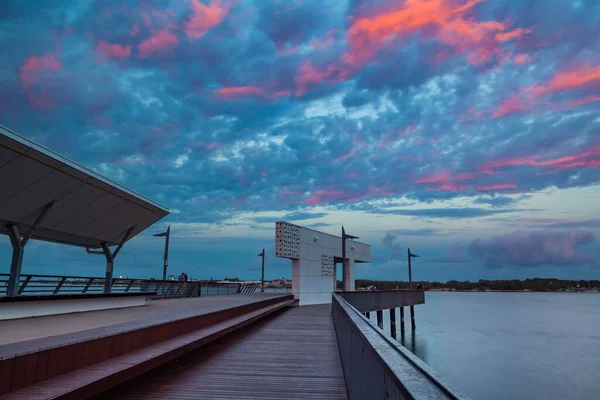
96, 304, 348, 400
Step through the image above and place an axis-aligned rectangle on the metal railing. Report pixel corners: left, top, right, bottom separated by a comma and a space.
0, 273, 200, 299
200, 282, 261, 296
0, 274, 292, 298
332, 293, 468, 400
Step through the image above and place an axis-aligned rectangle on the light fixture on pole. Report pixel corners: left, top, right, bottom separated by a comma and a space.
153, 225, 170, 280
407, 248, 418, 290
341, 226, 359, 291
258, 248, 265, 292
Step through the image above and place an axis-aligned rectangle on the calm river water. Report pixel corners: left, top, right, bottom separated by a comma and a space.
368, 292, 600, 400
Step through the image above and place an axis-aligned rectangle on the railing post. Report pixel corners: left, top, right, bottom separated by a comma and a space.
390, 308, 397, 339
83, 278, 94, 293
125, 279, 135, 292
53, 276, 67, 294
365, 311, 370, 319
376, 310, 383, 329
400, 307, 405, 335
410, 305, 416, 330
17, 275, 32, 295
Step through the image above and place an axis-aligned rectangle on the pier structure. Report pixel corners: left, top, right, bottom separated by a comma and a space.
275, 221, 370, 305
0, 127, 466, 399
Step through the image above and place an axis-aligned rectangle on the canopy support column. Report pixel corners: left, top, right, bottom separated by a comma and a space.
86, 226, 135, 294
5, 202, 54, 297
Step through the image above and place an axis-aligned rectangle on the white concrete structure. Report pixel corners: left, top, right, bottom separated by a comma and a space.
275, 221, 371, 306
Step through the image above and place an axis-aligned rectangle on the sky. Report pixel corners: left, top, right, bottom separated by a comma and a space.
0, 0, 599, 283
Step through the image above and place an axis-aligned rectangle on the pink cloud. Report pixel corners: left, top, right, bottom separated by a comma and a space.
491, 94, 527, 118
305, 189, 359, 205
27, 95, 54, 110
481, 146, 600, 173
294, 62, 333, 96
137, 29, 178, 57
491, 63, 600, 118
476, 183, 516, 191
342, 0, 530, 68
397, 125, 415, 136
527, 64, 600, 97
97, 40, 132, 59
414, 170, 479, 191
20, 53, 62, 85
271, 90, 291, 99
213, 86, 263, 99
185, 0, 229, 40
309, 29, 338, 50
514, 53, 535, 65
129, 23, 140, 37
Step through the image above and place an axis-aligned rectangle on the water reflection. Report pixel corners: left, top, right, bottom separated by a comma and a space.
370, 293, 600, 400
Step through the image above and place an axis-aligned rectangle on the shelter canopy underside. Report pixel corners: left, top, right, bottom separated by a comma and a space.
0, 125, 169, 248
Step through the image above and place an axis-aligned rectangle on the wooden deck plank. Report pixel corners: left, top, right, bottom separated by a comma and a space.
96, 304, 348, 400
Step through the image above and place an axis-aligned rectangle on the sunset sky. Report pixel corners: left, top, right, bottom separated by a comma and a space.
1, 0, 599, 282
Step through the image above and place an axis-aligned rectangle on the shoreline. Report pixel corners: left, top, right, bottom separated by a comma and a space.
426, 289, 599, 293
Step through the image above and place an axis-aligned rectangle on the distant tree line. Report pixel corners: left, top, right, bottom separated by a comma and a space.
350, 278, 600, 292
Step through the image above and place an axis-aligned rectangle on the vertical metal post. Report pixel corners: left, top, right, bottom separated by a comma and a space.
390, 308, 397, 339
408, 248, 412, 290
377, 310, 383, 329
154, 226, 170, 280
400, 307, 405, 334
365, 311, 370, 319
341, 226, 359, 292
341, 226, 346, 289
6, 225, 24, 297
101, 242, 114, 294
163, 226, 170, 280
410, 305, 416, 331
258, 248, 265, 292
408, 248, 418, 290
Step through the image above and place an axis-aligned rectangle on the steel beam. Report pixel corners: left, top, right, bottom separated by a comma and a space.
6, 225, 24, 297
86, 226, 135, 294
101, 242, 114, 294
5, 202, 54, 297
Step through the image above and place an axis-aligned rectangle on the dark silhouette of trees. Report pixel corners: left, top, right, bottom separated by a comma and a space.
354, 278, 600, 292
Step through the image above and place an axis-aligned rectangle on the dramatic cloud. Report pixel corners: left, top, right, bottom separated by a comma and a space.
469, 230, 596, 268
1, 0, 599, 280
185, 0, 229, 40
382, 233, 404, 259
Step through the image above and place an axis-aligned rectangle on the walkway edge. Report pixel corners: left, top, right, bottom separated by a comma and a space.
3, 299, 295, 400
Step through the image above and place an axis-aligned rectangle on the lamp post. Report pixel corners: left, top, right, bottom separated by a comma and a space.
258, 248, 265, 292
341, 226, 359, 291
153, 225, 170, 280
407, 247, 418, 290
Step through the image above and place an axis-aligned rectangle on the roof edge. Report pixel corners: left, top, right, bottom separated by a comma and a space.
1, 124, 169, 213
